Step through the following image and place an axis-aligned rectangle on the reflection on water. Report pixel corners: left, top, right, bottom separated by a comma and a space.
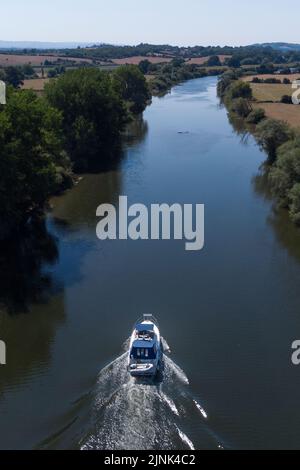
0, 218, 59, 314
253, 171, 300, 262
50, 117, 148, 230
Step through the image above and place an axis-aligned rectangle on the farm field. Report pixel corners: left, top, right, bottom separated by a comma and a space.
254, 102, 300, 129
185, 54, 230, 65
112, 55, 173, 65
21, 78, 50, 92
250, 83, 292, 102
0, 53, 93, 66
242, 73, 300, 83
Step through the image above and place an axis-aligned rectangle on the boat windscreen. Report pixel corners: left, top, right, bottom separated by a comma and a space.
131, 347, 156, 360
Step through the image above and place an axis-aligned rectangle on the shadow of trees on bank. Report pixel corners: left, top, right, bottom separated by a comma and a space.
0, 218, 59, 314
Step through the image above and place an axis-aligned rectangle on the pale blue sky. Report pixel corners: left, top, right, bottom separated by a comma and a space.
2, 0, 299, 46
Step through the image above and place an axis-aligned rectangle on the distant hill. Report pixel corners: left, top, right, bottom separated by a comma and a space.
258, 42, 300, 52
0, 41, 101, 50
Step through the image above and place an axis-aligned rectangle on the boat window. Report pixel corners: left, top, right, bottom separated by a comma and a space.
132, 347, 156, 359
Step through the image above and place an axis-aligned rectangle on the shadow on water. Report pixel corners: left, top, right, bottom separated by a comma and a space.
253, 171, 300, 262
0, 218, 60, 315
79, 338, 223, 451
49, 117, 148, 231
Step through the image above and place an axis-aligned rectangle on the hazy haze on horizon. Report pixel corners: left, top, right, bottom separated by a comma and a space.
1, 0, 299, 47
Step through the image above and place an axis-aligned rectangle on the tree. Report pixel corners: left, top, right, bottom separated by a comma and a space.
226, 56, 241, 68
3, 66, 25, 88
246, 108, 265, 124
229, 81, 252, 99
45, 68, 128, 171
22, 64, 35, 78
289, 183, 300, 224
138, 59, 151, 74
231, 97, 252, 117
113, 64, 151, 114
255, 119, 293, 163
281, 95, 292, 104
206, 55, 222, 67
0, 90, 65, 238
269, 137, 300, 202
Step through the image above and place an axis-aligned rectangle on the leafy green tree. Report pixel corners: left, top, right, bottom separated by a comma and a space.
269, 137, 300, 203
226, 56, 241, 68
0, 90, 65, 238
22, 64, 35, 78
206, 56, 221, 67
281, 95, 292, 104
229, 81, 252, 100
246, 108, 265, 124
113, 65, 151, 114
138, 59, 151, 74
255, 119, 292, 163
45, 68, 128, 171
289, 183, 300, 224
231, 97, 252, 117
3, 66, 25, 88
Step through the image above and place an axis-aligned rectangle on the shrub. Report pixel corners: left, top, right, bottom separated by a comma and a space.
246, 108, 266, 124
255, 119, 293, 163
281, 95, 292, 104
289, 183, 300, 224
231, 97, 252, 117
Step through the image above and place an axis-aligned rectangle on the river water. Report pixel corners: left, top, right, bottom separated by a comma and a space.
1, 76, 300, 450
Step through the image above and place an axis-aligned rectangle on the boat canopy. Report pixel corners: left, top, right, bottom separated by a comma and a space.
136, 323, 154, 332
132, 339, 155, 349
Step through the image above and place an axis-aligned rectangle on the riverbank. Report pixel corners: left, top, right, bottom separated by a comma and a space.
218, 70, 300, 225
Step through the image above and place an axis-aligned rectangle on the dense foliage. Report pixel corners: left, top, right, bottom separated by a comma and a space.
0, 89, 69, 238
45, 68, 129, 171
112, 65, 150, 114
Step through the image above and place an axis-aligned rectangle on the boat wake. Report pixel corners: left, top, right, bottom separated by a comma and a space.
80, 338, 221, 450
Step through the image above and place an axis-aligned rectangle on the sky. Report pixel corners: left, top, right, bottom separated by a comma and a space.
2, 0, 299, 47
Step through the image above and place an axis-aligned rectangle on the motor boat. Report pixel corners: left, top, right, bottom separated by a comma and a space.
128, 314, 162, 377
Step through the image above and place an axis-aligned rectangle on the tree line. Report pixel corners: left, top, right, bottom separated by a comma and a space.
0, 65, 150, 240
218, 71, 300, 225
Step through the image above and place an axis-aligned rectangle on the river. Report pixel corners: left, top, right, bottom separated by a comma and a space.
1, 76, 300, 450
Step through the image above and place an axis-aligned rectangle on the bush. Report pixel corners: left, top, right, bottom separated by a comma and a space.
289, 183, 300, 224
231, 97, 252, 117
268, 136, 300, 206
281, 95, 292, 104
229, 81, 253, 100
246, 108, 266, 124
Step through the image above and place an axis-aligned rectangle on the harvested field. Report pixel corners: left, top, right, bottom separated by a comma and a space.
21, 78, 50, 92
0, 53, 93, 66
250, 83, 292, 102
254, 102, 300, 129
242, 74, 300, 83
185, 55, 231, 65
112, 56, 172, 65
